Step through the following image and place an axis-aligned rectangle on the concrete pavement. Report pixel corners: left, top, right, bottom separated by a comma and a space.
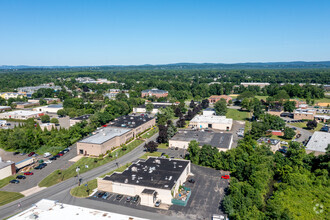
0, 134, 160, 220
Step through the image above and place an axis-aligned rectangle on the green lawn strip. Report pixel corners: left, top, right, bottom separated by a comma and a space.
0, 191, 24, 206
39, 139, 144, 187
70, 163, 132, 197
288, 122, 324, 133
226, 108, 249, 121
158, 143, 168, 149
269, 135, 292, 143
0, 175, 17, 189
140, 127, 159, 139
139, 151, 162, 160
255, 95, 269, 100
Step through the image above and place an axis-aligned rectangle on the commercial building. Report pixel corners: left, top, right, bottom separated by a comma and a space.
257, 137, 281, 152
77, 127, 133, 156
109, 115, 156, 137
14, 102, 38, 109
98, 157, 191, 207
0, 106, 11, 112
8, 199, 147, 220
17, 83, 61, 94
305, 132, 330, 155
169, 130, 233, 152
240, 82, 270, 88
133, 102, 177, 114
202, 108, 216, 116
141, 88, 168, 98
104, 89, 129, 100
0, 92, 25, 100
314, 115, 330, 123
70, 114, 91, 127
0, 158, 16, 180
293, 108, 316, 120
40, 123, 56, 131
208, 95, 232, 104
189, 115, 233, 131
33, 104, 63, 114
0, 110, 44, 120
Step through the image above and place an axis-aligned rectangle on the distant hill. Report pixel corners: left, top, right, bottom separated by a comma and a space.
1, 61, 330, 70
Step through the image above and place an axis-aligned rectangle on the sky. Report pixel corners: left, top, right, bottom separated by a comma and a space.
0, 0, 329, 66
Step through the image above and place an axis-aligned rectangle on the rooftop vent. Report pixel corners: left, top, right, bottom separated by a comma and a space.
155, 159, 161, 164
132, 167, 138, 172
169, 176, 172, 181
130, 117, 134, 120
132, 174, 136, 180
164, 185, 169, 188
124, 179, 128, 183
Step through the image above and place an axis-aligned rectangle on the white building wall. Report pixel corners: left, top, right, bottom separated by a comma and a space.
0, 165, 13, 180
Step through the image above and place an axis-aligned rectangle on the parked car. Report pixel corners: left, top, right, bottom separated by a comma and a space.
16, 175, 26, 179
32, 153, 38, 157
57, 153, 64, 157
188, 178, 195, 184
43, 152, 52, 157
155, 200, 161, 207
132, 195, 140, 203
20, 152, 26, 156
96, 192, 105, 198
34, 165, 43, 170
24, 172, 33, 175
126, 196, 132, 203
13, 152, 20, 155
28, 152, 35, 157
116, 194, 123, 200
221, 175, 230, 179
102, 192, 110, 199
10, 179, 19, 184
49, 156, 57, 160
44, 160, 52, 164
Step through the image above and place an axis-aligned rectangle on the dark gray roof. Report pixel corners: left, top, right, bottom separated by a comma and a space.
103, 157, 190, 190
72, 114, 92, 120
141, 189, 156, 194
109, 115, 154, 129
137, 104, 169, 109
170, 130, 233, 149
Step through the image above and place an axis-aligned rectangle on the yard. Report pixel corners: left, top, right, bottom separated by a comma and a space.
288, 122, 324, 133
39, 139, 144, 187
0, 175, 17, 189
158, 143, 168, 149
0, 191, 24, 206
226, 108, 249, 121
70, 163, 132, 198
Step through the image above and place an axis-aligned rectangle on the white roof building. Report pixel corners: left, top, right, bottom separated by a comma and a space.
8, 199, 148, 220
33, 104, 63, 114
189, 115, 233, 131
0, 110, 43, 119
306, 131, 330, 155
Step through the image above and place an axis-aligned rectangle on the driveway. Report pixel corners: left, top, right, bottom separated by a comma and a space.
286, 123, 312, 143
1, 144, 77, 192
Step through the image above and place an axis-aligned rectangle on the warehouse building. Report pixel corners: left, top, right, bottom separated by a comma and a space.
189, 115, 233, 131
0, 110, 43, 120
33, 104, 63, 114
98, 157, 191, 207
0, 158, 16, 180
14, 102, 38, 109
306, 132, 330, 155
169, 130, 233, 152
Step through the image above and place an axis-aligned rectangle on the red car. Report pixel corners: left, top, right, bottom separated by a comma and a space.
24, 172, 34, 175
221, 175, 230, 179
57, 153, 64, 157
28, 152, 35, 157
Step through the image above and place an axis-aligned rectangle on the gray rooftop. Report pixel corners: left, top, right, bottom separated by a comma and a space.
306, 131, 330, 153
170, 130, 233, 149
0, 161, 14, 169
78, 127, 131, 144
257, 137, 280, 145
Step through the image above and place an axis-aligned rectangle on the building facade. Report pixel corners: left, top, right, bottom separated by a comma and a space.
293, 108, 316, 120
189, 115, 233, 131
0, 110, 44, 120
208, 95, 232, 104
141, 89, 168, 98
305, 132, 330, 155
0, 160, 16, 180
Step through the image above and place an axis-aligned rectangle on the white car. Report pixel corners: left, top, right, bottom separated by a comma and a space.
44, 160, 52, 164
281, 141, 288, 145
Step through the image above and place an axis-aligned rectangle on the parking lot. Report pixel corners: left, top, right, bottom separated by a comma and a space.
88, 164, 229, 220
1, 144, 77, 192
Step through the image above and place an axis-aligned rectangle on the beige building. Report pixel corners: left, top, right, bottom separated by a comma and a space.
40, 123, 56, 131
189, 115, 233, 131
257, 137, 281, 153
33, 104, 63, 114
169, 130, 233, 152
97, 157, 191, 207
0, 159, 16, 180
293, 108, 316, 120
0, 110, 44, 120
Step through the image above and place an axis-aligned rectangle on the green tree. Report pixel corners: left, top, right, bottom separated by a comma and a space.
57, 109, 67, 117
145, 103, 154, 113
214, 98, 227, 115
50, 118, 59, 124
39, 98, 47, 106
186, 140, 200, 164
306, 120, 317, 130
283, 127, 295, 139
283, 101, 296, 113
41, 114, 50, 123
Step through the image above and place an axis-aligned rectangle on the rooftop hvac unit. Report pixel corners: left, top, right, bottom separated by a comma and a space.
130, 117, 134, 120
155, 159, 161, 164
132, 167, 138, 172
124, 179, 128, 183
131, 174, 136, 180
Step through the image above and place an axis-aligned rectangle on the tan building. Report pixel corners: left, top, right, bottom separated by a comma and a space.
0, 159, 16, 180
15, 102, 38, 109
208, 95, 232, 104
267, 110, 283, 117
293, 108, 316, 120
169, 130, 233, 152
33, 104, 63, 114
0, 110, 44, 120
189, 115, 233, 131
97, 157, 191, 207
40, 123, 56, 131
257, 137, 281, 153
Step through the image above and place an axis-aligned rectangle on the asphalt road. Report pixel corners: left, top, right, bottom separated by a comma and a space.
286, 123, 312, 143
0, 134, 162, 220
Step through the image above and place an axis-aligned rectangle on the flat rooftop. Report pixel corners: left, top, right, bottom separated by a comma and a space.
0, 161, 14, 169
306, 131, 330, 153
103, 157, 190, 190
78, 127, 131, 145
8, 199, 147, 220
257, 137, 280, 145
0, 110, 40, 116
141, 89, 168, 94
190, 115, 233, 125
71, 114, 92, 120
170, 130, 233, 149
109, 115, 154, 129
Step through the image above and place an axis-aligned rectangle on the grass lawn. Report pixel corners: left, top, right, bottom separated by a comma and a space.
269, 135, 292, 142
255, 95, 269, 100
39, 139, 144, 187
0, 175, 17, 189
288, 122, 324, 133
140, 127, 159, 139
70, 163, 132, 198
226, 108, 249, 121
139, 151, 162, 160
0, 191, 24, 206
158, 143, 168, 149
